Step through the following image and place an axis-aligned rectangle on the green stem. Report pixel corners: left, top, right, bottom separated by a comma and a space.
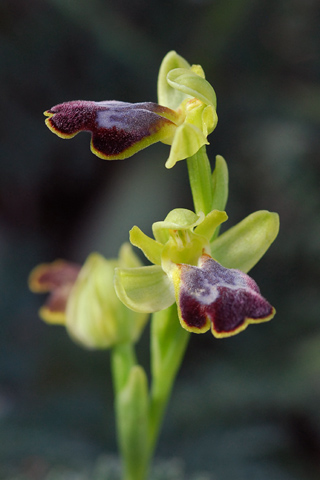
148, 305, 190, 458
112, 343, 148, 480
187, 145, 213, 215
111, 342, 137, 395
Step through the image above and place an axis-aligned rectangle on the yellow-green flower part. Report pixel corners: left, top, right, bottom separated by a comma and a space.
29, 244, 149, 349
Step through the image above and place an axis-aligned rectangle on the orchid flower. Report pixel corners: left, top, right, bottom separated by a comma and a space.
44, 51, 217, 169
114, 208, 279, 338
29, 244, 149, 349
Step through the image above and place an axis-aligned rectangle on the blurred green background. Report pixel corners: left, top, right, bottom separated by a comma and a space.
1, 0, 320, 479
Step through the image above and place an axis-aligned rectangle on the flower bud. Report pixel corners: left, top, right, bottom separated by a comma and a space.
29, 244, 149, 349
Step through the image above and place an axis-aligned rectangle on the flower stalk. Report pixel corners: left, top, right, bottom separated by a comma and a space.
187, 146, 213, 216
148, 305, 190, 457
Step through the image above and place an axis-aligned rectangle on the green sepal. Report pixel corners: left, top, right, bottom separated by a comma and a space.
114, 265, 175, 313
66, 250, 149, 349
130, 226, 163, 265
167, 68, 217, 108
152, 208, 204, 244
157, 51, 191, 109
211, 210, 280, 273
116, 365, 149, 480
165, 122, 209, 169
194, 209, 228, 242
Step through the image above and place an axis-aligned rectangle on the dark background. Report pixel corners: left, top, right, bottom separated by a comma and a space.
1, 0, 320, 479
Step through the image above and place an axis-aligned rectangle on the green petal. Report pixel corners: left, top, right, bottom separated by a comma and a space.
194, 209, 228, 241
129, 226, 163, 265
211, 211, 280, 273
157, 51, 191, 109
165, 123, 208, 169
114, 265, 175, 313
183, 102, 217, 137
167, 68, 217, 108
152, 209, 205, 244
190, 64, 205, 78
201, 104, 218, 137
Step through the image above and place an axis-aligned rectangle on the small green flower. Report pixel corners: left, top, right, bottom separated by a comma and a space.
44, 51, 217, 169
29, 244, 149, 349
114, 208, 279, 338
